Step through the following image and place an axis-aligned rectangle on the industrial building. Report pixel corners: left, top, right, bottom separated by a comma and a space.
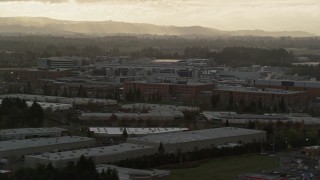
15, 68, 72, 82
121, 103, 200, 112
203, 111, 320, 125
0, 94, 117, 106
128, 127, 266, 153
0, 127, 68, 141
89, 127, 189, 138
0, 136, 95, 161
96, 164, 171, 180
37, 56, 86, 70
213, 86, 308, 107
203, 111, 289, 124
124, 81, 214, 101
40, 77, 122, 99
25, 143, 156, 168
0, 98, 73, 111
254, 79, 320, 101
79, 112, 184, 122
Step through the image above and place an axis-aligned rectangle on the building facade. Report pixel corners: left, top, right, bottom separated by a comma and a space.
128, 127, 266, 154
15, 68, 72, 82
124, 81, 214, 101
254, 79, 320, 101
213, 87, 308, 107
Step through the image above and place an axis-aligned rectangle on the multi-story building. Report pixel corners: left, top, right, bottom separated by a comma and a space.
37, 56, 87, 70
213, 86, 308, 107
124, 81, 214, 101
15, 68, 72, 82
254, 79, 320, 101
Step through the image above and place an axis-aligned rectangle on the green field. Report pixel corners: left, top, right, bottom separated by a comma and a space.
170, 154, 279, 180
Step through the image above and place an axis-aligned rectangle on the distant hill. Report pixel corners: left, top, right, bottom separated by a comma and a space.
0, 17, 316, 37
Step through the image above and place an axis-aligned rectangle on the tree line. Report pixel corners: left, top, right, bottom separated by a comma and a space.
288, 64, 320, 80
0, 98, 44, 128
211, 94, 288, 114
0, 156, 119, 180
0, 35, 311, 68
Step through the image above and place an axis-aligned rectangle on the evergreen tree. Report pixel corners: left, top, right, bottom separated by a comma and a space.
27, 101, 44, 127
225, 119, 230, 127
122, 128, 128, 139
63, 87, 68, 97
158, 141, 165, 155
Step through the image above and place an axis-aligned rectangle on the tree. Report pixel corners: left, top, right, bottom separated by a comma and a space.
27, 101, 44, 127
227, 93, 234, 110
248, 120, 255, 129
110, 114, 118, 121
279, 98, 287, 112
27, 81, 31, 94
211, 95, 220, 109
122, 128, 128, 139
158, 141, 165, 155
225, 119, 230, 127
63, 87, 68, 97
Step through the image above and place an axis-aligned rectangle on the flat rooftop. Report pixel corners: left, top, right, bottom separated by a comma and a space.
0, 127, 67, 136
219, 114, 289, 120
89, 127, 189, 136
80, 111, 184, 119
126, 81, 211, 86
121, 103, 200, 112
0, 136, 94, 152
27, 143, 154, 161
128, 127, 265, 144
215, 87, 306, 95
0, 94, 116, 104
96, 164, 170, 180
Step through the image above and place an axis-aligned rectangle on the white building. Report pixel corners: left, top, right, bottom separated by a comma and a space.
0, 94, 117, 106
79, 111, 183, 122
37, 56, 86, 70
0, 99, 72, 112
203, 111, 289, 124
25, 143, 156, 168
96, 164, 171, 180
0, 136, 95, 161
89, 127, 189, 138
128, 127, 266, 153
121, 103, 200, 112
0, 127, 68, 141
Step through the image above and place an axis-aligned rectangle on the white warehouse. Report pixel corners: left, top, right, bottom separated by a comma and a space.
25, 143, 156, 168
0, 136, 95, 161
89, 127, 189, 137
127, 127, 266, 153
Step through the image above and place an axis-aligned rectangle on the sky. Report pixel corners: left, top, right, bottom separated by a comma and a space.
0, 0, 320, 34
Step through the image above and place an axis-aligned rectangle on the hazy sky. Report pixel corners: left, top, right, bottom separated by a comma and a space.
1, 0, 320, 34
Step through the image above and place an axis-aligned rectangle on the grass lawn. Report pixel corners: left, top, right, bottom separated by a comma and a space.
170, 154, 279, 180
